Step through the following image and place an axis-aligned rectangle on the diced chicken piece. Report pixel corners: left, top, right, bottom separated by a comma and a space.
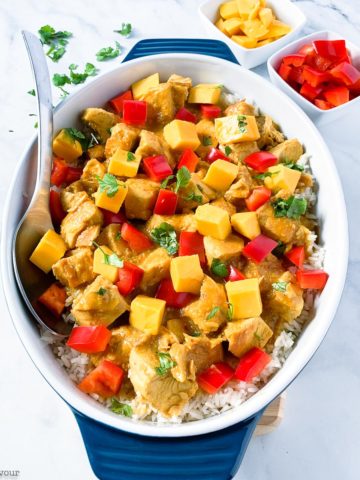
257, 202, 300, 244
167, 74, 192, 89
96, 224, 134, 260
145, 213, 197, 234
195, 119, 218, 159
61, 199, 103, 248
134, 247, 171, 290
129, 336, 198, 417
170, 336, 223, 382
224, 316, 273, 358
87, 144, 105, 160
71, 275, 129, 326
141, 83, 176, 126
104, 123, 140, 158
166, 318, 186, 342
225, 101, 255, 116
295, 225, 315, 255
269, 139, 304, 162
60, 183, 89, 212
135, 130, 175, 169
177, 173, 217, 211
224, 164, 253, 205
76, 225, 101, 248
297, 172, 313, 191
225, 141, 259, 164
203, 234, 244, 267
125, 178, 160, 220
167, 74, 192, 111
210, 198, 236, 216
52, 247, 96, 288
256, 115, 284, 149
243, 254, 285, 293
182, 275, 227, 334
81, 108, 118, 142
80, 159, 106, 194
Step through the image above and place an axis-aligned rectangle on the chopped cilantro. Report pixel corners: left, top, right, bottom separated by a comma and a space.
211, 259, 229, 278
110, 398, 133, 417
97, 173, 121, 198
38, 25, 72, 62
96, 287, 107, 296
66, 127, 86, 141
160, 175, 175, 189
271, 196, 307, 220
52, 73, 71, 87
150, 222, 178, 255
226, 302, 234, 320
272, 281, 288, 293
254, 171, 276, 181
183, 191, 202, 203
92, 241, 124, 268
237, 115, 247, 134
283, 161, 304, 172
114, 23, 132, 37
224, 146, 232, 156
155, 352, 176, 376
34, 121, 38, 129
174, 166, 191, 193
202, 136, 213, 146
272, 241, 286, 258
96, 41, 122, 61
115, 231, 122, 241
127, 152, 136, 162
27, 89, 36, 96
68, 63, 98, 85
206, 306, 220, 320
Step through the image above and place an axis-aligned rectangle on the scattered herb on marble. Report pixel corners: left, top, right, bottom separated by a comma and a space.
27, 89, 36, 96
38, 25, 72, 62
96, 41, 121, 61
114, 23, 132, 37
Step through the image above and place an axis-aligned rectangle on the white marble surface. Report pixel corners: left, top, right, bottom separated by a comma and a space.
0, 0, 359, 479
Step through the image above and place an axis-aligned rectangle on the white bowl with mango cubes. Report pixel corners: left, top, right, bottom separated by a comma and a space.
199, 0, 306, 68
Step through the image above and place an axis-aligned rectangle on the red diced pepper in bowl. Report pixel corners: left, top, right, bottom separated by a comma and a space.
78, 360, 124, 397
323, 86, 349, 106
109, 90, 133, 114
234, 347, 272, 382
197, 362, 234, 394
330, 62, 360, 87
123, 100, 147, 125
244, 151, 277, 172
143, 155, 173, 182
296, 269, 329, 289
200, 104, 222, 119
154, 189, 178, 215
313, 39, 347, 60
245, 186, 271, 211
282, 54, 306, 67
117, 262, 144, 296
175, 107, 197, 123
67, 325, 112, 354
177, 149, 199, 172
242, 234, 278, 263
156, 277, 195, 309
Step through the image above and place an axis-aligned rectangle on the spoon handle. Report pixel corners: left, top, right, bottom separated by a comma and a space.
22, 30, 53, 215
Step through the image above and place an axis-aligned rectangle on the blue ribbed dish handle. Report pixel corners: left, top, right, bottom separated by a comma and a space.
73, 408, 262, 480
123, 38, 238, 64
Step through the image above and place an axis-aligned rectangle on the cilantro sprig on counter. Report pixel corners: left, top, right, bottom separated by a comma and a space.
38, 25, 72, 62
96, 41, 122, 61
114, 23, 132, 37
52, 63, 98, 96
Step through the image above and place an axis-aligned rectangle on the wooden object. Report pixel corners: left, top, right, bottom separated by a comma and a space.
254, 393, 286, 436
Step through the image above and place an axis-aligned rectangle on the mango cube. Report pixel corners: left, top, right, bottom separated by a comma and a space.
236, 0, 257, 16
131, 73, 160, 100
232, 35, 257, 48
203, 160, 238, 191
30, 230, 67, 273
93, 245, 119, 283
188, 84, 222, 105
163, 119, 200, 150
219, 1, 239, 19
231, 212, 260, 239
225, 278, 262, 319
215, 115, 260, 144
259, 20, 291, 40
170, 255, 204, 294
129, 295, 166, 335
223, 18, 243, 36
108, 149, 141, 178
264, 165, 301, 194
259, 7, 273, 27
52, 129, 82, 162
94, 180, 128, 213
241, 19, 269, 39
195, 204, 231, 240
215, 18, 228, 35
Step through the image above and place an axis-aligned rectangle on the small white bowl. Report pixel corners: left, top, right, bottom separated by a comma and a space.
199, 0, 306, 69
268, 30, 360, 124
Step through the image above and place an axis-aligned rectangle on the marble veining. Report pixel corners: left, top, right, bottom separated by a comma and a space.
0, 1, 359, 479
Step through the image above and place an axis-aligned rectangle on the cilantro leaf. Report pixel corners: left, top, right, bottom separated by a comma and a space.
114, 23, 132, 37
211, 259, 229, 278
110, 398, 133, 417
254, 171, 275, 181
150, 222, 178, 255
224, 146, 232, 156
97, 173, 121, 198
202, 136, 213, 146
272, 196, 307, 220
160, 175, 175, 189
52, 73, 71, 87
155, 352, 177, 376
206, 306, 220, 320
174, 166, 191, 193
272, 281, 288, 292
96, 41, 122, 61
127, 152, 136, 162
66, 127, 86, 140
96, 287, 107, 296
28, 89, 36, 96
92, 241, 124, 267
183, 191, 202, 203
226, 302, 234, 320
68, 63, 98, 85
38, 25, 72, 62
237, 115, 247, 134
283, 161, 304, 172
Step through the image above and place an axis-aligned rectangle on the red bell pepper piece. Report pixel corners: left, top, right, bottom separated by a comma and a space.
313, 39, 347, 60
156, 277, 195, 308
121, 222, 153, 253
289, 66, 304, 85
244, 151, 277, 172
49, 189, 66, 225
67, 325, 112, 354
296, 269, 329, 289
143, 155, 173, 182
123, 100, 147, 126
65, 166, 83, 184
154, 189, 178, 215
177, 148, 199, 173
323, 86, 349, 106
117, 262, 144, 296
78, 360, 124, 398
51, 158, 69, 187
178, 231, 206, 266
38, 283, 66, 317
175, 107, 197, 123
285, 245, 305, 268
100, 209, 127, 226
302, 66, 330, 87
298, 44, 315, 56
200, 104, 222, 119
350, 78, 360, 94
242, 234, 278, 263
314, 99, 333, 110
205, 147, 230, 164
109, 89, 133, 114
282, 54, 306, 67
278, 63, 292, 82
330, 62, 360, 87
226, 265, 245, 282
300, 82, 323, 101
197, 362, 234, 394
310, 54, 334, 72
245, 186, 271, 211
234, 347, 271, 382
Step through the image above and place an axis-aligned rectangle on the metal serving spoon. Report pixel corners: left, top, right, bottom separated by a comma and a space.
12, 31, 72, 337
